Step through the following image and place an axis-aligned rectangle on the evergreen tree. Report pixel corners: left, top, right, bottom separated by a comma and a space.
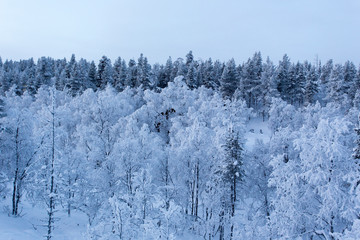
220, 59, 239, 99
292, 62, 306, 106
87, 61, 97, 91
185, 61, 198, 89
304, 65, 319, 105
126, 59, 137, 88
259, 57, 276, 120
35, 57, 54, 89
203, 58, 216, 89
25, 58, 37, 95
137, 54, 151, 90
69, 63, 81, 97
97, 56, 113, 90
185, 50, 194, 67
63, 54, 76, 90
343, 60, 358, 101
319, 59, 333, 104
54, 59, 67, 91
212, 60, 224, 90
158, 57, 173, 89
221, 128, 244, 239
276, 54, 291, 102
328, 64, 347, 104
113, 57, 127, 92
240, 52, 263, 108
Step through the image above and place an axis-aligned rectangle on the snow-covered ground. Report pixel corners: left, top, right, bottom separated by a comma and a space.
0, 200, 87, 240
244, 118, 271, 151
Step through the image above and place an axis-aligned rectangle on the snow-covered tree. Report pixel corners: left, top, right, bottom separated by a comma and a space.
220, 59, 239, 99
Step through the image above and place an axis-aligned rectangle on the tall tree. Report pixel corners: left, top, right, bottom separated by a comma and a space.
137, 54, 152, 90
220, 59, 239, 99
276, 54, 291, 102
97, 56, 113, 90
221, 128, 244, 239
126, 59, 137, 88
0, 91, 36, 216
185, 61, 198, 89
240, 52, 263, 108
304, 65, 319, 105
113, 57, 127, 92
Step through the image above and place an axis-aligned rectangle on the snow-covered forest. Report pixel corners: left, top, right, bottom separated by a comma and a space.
0, 52, 360, 239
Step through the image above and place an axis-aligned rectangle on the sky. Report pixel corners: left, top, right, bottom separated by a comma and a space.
0, 0, 359, 65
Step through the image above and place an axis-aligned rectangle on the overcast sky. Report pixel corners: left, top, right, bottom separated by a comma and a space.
0, 0, 359, 65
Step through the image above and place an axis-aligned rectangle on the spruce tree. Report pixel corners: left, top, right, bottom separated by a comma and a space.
113, 57, 126, 92
220, 59, 239, 99
276, 54, 291, 102
126, 59, 137, 88
185, 61, 198, 89
97, 56, 113, 90
87, 61, 97, 91
304, 65, 319, 105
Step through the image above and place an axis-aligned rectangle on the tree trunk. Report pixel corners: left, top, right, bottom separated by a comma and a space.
195, 161, 199, 219
67, 177, 71, 217
230, 175, 236, 239
219, 211, 224, 240
165, 156, 169, 210
47, 95, 56, 240
12, 127, 20, 216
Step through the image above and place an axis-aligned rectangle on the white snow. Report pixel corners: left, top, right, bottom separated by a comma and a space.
244, 118, 271, 151
0, 117, 272, 240
0, 200, 87, 240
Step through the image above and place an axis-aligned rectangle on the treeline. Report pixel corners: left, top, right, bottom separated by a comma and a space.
0, 51, 359, 114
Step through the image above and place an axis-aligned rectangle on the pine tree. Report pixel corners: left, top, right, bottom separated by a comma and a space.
157, 57, 173, 89
343, 61, 358, 101
63, 55, 76, 90
25, 58, 37, 95
185, 62, 198, 89
292, 62, 306, 106
97, 56, 113, 90
87, 61, 97, 91
259, 57, 276, 120
328, 64, 347, 104
126, 59, 137, 88
69, 63, 81, 97
304, 65, 319, 105
137, 54, 151, 90
222, 128, 244, 239
319, 59, 333, 104
185, 50, 194, 67
276, 54, 291, 102
203, 58, 216, 89
240, 52, 263, 108
220, 59, 239, 99
113, 57, 126, 92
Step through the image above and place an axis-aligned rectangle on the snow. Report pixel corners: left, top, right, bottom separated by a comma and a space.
244, 118, 271, 151
0, 202, 204, 240
0, 118, 272, 240
0, 213, 41, 240
0, 200, 87, 240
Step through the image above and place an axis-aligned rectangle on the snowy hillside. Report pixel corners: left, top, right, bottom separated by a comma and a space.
0, 118, 271, 240
0, 200, 87, 240
1, 52, 360, 239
